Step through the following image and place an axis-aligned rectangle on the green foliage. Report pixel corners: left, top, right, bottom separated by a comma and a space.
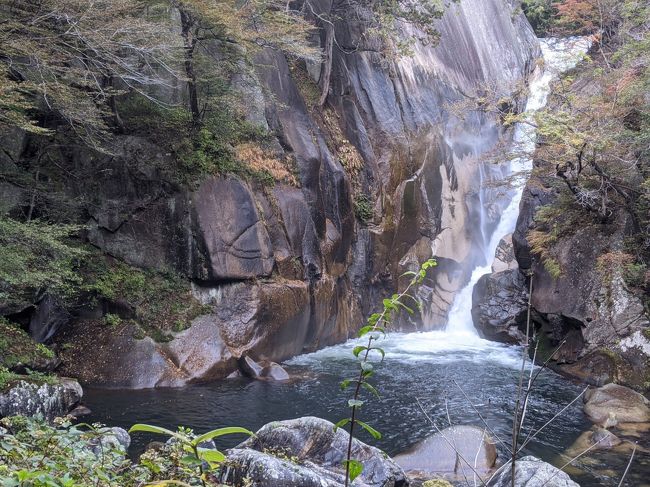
0, 318, 55, 373
177, 128, 243, 180
354, 195, 374, 223
0, 366, 58, 392
520, 0, 556, 36
0, 218, 86, 306
0, 416, 148, 486
104, 313, 122, 327
119, 94, 192, 135
0, 416, 255, 486
0, 367, 21, 391
531, 0, 650, 268
129, 423, 253, 487
0, 0, 182, 147
337, 258, 437, 486
83, 255, 211, 342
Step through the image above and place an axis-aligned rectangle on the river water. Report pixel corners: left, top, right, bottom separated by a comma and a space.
83, 39, 648, 486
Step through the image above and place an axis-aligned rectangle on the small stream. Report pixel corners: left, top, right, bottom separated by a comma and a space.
82, 38, 648, 486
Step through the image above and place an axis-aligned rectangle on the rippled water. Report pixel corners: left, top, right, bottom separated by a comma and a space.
83, 331, 646, 486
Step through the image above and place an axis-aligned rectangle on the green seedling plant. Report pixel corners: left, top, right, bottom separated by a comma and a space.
335, 258, 437, 485
129, 424, 253, 487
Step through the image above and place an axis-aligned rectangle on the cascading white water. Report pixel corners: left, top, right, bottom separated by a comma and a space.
443, 37, 592, 337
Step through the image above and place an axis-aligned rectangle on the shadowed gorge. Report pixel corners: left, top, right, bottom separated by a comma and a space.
1, 0, 649, 486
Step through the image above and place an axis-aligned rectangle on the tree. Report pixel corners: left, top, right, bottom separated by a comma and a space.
170, 0, 320, 124
521, 0, 556, 36
554, 0, 621, 37
304, 0, 454, 106
0, 0, 182, 146
534, 0, 650, 258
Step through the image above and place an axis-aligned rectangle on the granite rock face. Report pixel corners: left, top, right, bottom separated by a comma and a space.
487, 456, 579, 487
472, 269, 529, 343
2, 0, 541, 387
221, 417, 408, 487
513, 179, 650, 390
0, 378, 83, 420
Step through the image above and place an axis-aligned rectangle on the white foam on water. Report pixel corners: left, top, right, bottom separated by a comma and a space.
444, 37, 591, 337
289, 330, 522, 369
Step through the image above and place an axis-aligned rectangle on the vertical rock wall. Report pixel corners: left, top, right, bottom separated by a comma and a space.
13, 0, 539, 387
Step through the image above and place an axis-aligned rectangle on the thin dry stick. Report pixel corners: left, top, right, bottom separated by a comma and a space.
518, 340, 567, 439
445, 397, 475, 487
472, 429, 488, 487
415, 397, 488, 487
518, 339, 539, 433
452, 379, 512, 454
616, 443, 637, 487
445, 397, 476, 487
511, 274, 534, 486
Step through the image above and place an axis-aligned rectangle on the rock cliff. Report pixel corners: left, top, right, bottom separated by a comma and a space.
1, 0, 539, 387
474, 41, 650, 392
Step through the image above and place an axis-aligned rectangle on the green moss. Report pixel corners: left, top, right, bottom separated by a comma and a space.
0, 367, 22, 391
83, 254, 210, 342
543, 257, 562, 279
643, 328, 650, 340
0, 318, 55, 371
423, 480, 454, 487
598, 347, 622, 365
624, 262, 648, 288
354, 195, 374, 223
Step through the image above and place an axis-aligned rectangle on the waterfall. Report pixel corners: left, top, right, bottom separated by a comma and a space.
443, 37, 592, 336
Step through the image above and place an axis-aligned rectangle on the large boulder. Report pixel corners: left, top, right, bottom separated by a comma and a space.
221, 417, 408, 487
193, 177, 274, 280
0, 378, 82, 420
86, 427, 131, 456
487, 456, 579, 487
395, 426, 497, 478
472, 269, 528, 343
583, 383, 650, 427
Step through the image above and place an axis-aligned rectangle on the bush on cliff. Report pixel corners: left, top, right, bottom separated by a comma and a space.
0, 218, 86, 310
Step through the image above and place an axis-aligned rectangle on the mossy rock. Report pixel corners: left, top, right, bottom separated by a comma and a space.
0, 318, 56, 371
423, 480, 454, 487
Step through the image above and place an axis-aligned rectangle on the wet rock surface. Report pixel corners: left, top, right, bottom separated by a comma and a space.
472, 269, 528, 343
395, 425, 497, 479
583, 383, 650, 427
221, 417, 408, 487
487, 456, 579, 487
0, 378, 83, 420
513, 176, 650, 391
237, 356, 290, 381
